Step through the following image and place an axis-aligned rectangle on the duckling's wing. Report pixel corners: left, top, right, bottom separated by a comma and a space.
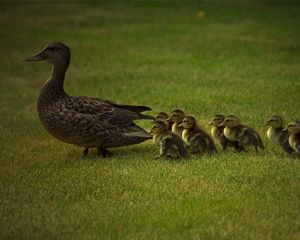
163, 134, 189, 157
244, 126, 264, 148
279, 129, 294, 154
61, 96, 152, 126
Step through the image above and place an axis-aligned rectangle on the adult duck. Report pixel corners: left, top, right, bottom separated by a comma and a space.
23, 42, 153, 157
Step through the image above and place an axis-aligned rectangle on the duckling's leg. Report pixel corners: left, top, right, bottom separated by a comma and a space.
97, 147, 113, 158
83, 147, 89, 156
233, 144, 246, 153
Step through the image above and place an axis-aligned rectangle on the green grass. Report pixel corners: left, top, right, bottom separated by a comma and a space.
1, 1, 300, 239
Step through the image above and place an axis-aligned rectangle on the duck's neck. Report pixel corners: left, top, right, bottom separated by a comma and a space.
47, 62, 68, 91
40, 62, 69, 101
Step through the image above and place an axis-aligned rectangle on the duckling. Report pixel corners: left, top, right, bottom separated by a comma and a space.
168, 109, 186, 137
23, 42, 153, 158
220, 115, 264, 152
155, 112, 173, 131
179, 116, 217, 154
265, 115, 293, 154
208, 114, 239, 151
149, 120, 188, 159
285, 121, 300, 155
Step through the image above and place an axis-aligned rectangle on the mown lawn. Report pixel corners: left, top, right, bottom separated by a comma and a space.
0, 1, 300, 239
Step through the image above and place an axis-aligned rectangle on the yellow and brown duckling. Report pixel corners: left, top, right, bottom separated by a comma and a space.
23, 42, 153, 158
149, 120, 188, 159
220, 115, 264, 152
155, 112, 173, 131
179, 116, 217, 154
285, 121, 300, 155
265, 115, 293, 154
208, 114, 239, 151
168, 109, 186, 137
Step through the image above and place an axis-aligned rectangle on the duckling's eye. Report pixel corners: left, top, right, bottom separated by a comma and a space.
48, 46, 56, 51
225, 119, 230, 122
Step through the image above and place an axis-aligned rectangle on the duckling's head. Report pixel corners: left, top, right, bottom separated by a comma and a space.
208, 114, 225, 126
220, 115, 240, 128
168, 109, 185, 123
23, 42, 71, 67
285, 121, 300, 134
179, 116, 197, 129
155, 112, 169, 120
149, 120, 168, 134
265, 115, 284, 128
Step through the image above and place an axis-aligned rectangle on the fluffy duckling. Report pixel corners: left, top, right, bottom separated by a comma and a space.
149, 120, 188, 159
168, 109, 186, 137
220, 115, 264, 152
208, 114, 239, 151
155, 112, 173, 131
265, 115, 293, 154
285, 121, 300, 155
179, 116, 217, 154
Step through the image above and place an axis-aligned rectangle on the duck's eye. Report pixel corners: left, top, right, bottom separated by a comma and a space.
225, 119, 230, 122
48, 47, 56, 51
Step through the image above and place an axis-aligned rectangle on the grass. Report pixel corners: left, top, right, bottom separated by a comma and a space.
1, 1, 300, 239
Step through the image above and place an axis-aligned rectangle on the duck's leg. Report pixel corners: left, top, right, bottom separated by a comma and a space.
98, 147, 113, 158
83, 147, 89, 156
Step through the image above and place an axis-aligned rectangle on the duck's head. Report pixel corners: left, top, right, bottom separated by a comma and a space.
264, 115, 283, 128
179, 116, 196, 129
168, 109, 185, 124
148, 120, 168, 134
155, 112, 169, 120
285, 121, 300, 134
208, 114, 225, 126
220, 115, 240, 128
23, 42, 70, 67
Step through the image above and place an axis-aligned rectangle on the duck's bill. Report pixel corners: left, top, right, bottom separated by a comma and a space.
22, 53, 45, 62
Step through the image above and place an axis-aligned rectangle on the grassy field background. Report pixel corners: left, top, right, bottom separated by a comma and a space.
1, 1, 300, 239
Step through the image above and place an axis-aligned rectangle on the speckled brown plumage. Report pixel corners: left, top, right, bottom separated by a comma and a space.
24, 42, 153, 157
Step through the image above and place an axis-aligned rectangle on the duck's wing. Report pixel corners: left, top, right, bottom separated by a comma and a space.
47, 101, 151, 147
60, 96, 153, 126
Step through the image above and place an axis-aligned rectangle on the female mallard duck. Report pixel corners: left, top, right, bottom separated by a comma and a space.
208, 114, 239, 151
265, 115, 293, 154
168, 109, 186, 137
179, 116, 217, 154
155, 112, 173, 131
23, 42, 153, 157
220, 115, 264, 152
149, 119, 188, 159
285, 121, 300, 155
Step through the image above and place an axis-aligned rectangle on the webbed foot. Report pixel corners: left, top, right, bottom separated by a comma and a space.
83, 147, 89, 156
98, 147, 113, 158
